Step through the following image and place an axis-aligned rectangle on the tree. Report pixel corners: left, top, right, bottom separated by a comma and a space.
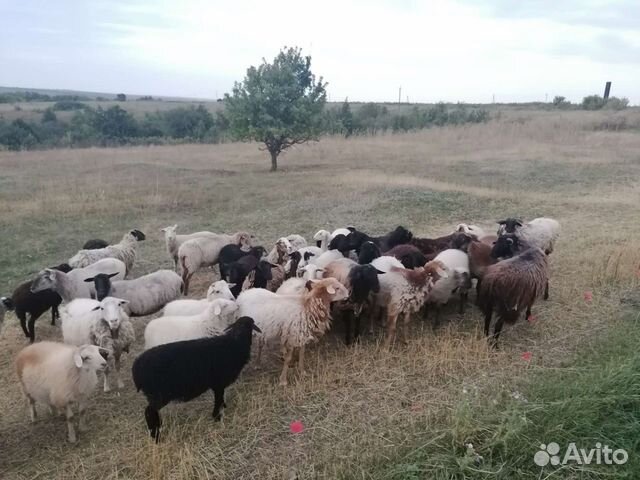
225, 46, 327, 171
116, 93, 127, 102
339, 98, 354, 137
582, 95, 605, 110
42, 108, 57, 123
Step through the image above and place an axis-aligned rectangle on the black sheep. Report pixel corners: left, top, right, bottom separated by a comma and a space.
328, 234, 352, 257
82, 239, 110, 250
83, 272, 120, 301
384, 244, 427, 269
10, 263, 73, 343
218, 245, 266, 282
347, 226, 413, 254
357, 241, 381, 264
132, 316, 261, 442
228, 257, 273, 297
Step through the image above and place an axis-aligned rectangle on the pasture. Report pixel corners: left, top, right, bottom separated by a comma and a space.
1, 108, 639, 479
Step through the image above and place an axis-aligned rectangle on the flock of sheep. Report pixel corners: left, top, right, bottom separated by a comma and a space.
0, 216, 560, 443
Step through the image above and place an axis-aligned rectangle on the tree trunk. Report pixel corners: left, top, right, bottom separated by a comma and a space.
269, 150, 278, 172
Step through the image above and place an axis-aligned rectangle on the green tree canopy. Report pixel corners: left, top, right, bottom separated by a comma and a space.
225, 46, 327, 171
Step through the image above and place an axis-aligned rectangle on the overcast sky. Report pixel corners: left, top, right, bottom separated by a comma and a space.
1, 0, 639, 103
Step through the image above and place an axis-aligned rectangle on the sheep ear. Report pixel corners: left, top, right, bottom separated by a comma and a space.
84, 277, 95, 283
516, 220, 523, 227
73, 352, 83, 368
108, 272, 119, 278
496, 219, 506, 224
91, 305, 101, 311
347, 227, 356, 232
227, 283, 236, 288
375, 269, 386, 275
118, 300, 129, 306
213, 304, 222, 315
326, 285, 336, 294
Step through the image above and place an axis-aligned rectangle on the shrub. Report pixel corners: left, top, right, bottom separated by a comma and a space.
553, 96, 571, 109
53, 101, 86, 111
605, 97, 629, 111
582, 95, 605, 110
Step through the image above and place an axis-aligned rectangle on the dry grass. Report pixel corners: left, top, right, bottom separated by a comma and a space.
1, 109, 640, 479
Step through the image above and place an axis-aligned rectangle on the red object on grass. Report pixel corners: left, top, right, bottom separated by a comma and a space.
290, 420, 304, 434
527, 315, 537, 324
521, 351, 532, 362
584, 291, 593, 302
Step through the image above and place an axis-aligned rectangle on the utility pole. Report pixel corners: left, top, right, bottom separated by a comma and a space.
398, 86, 402, 104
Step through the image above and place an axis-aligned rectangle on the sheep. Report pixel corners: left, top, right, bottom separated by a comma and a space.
496, 217, 561, 255
266, 237, 293, 266
219, 245, 267, 282
9, 263, 73, 343
286, 234, 307, 251
479, 234, 498, 246
229, 257, 274, 298
144, 299, 238, 350
69, 229, 146, 274
237, 278, 349, 386
241, 261, 285, 292
84, 270, 183, 317
329, 227, 354, 242
312, 229, 332, 250
160, 225, 220, 270
358, 241, 381, 264
328, 234, 353, 257
346, 226, 413, 254
465, 239, 498, 301
132, 316, 261, 442
309, 249, 345, 269
323, 258, 383, 344
478, 242, 548, 346
424, 249, 472, 326
1, 297, 14, 334
178, 231, 252, 295
30, 258, 127, 303
384, 244, 427, 269
370, 255, 405, 273
376, 260, 447, 349
454, 223, 487, 239
82, 239, 109, 250
163, 280, 235, 317
410, 231, 475, 257
15, 341, 107, 443
59, 297, 134, 392
276, 265, 326, 296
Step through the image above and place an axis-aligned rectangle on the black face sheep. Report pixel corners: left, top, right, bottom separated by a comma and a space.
346, 226, 413, 254
328, 234, 352, 257
358, 241, 381, 265
82, 239, 110, 250
478, 243, 549, 347
496, 217, 561, 255
218, 245, 267, 282
9, 263, 73, 343
228, 257, 274, 297
132, 316, 261, 443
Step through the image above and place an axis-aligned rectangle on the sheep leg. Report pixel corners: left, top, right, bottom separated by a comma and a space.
65, 404, 77, 443
27, 315, 36, 343
145, 405, 162, 443
475, 279, 482, 305
483, 308, 493, 337
78, 401, 88, 432
343, 310, 352, 345
115, 353, 124, 390
27, 395, 37, 422
212, 388, 225, 421
103, 359, 113, 393
431, 305, 441, 331
354, 313, 362, 343
18, 312, 30, 339
51, 306, 59, 325
401, 312, 411, 345
544, 281, 549, 301
491, 317, 505, 348
459, 291, 468, 314
182, 270, 193, 296
383, 313, 399, 349
298, 345, 306, 375
279, 347, 294, 386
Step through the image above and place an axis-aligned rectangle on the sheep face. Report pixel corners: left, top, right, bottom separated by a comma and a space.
74, 344, 108, 372
388, 226, 413, 247
207, 299, 238, 321
496, 218, 523, 235
424, 260, 448, 283
309, 278, 349, 302
257, 261, 275, 281
358, 241, 381, 264
206, 281, 235, 301
129, 229, 146, 241
450, 232, 475, 251
30, 269, 57, 293
237, 232, 253, 252
330, 234, 352, 256
1, 297, 14, 311
298, 264, 325, 280
491, 234, 520, 259
93, 297, 128, 333
349, 265, 381, 304
160, 224, 178, 236
453, 269, 472, 290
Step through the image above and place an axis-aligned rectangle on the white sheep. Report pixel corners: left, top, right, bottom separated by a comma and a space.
237, 278, 349, 386
60, 297, 134, 392
454, 223, 487, 239
68, 229, 145, 275
15, 341, 107, 442
160, 225, 219, 270
30, 259, 127, 302
425, 249, 472, 324
87, 269, 183, 317
178, 231, 252, 295
286, 234, 307, 251
309, 249, 345, 268
371, 255, 404, 273
266, 237, 293, 265
162, 280, 235, 317
276, 265, 326, 296
144, 298, 238, 349
496, 217, 561, 254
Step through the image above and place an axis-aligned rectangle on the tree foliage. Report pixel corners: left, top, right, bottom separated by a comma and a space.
225, 46, 327, 171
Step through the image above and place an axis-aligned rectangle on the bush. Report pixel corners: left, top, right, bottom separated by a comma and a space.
53, 101, 86, 111
582, 95, 606, 110
605, 97, 629, 111
553, 96, 571, 109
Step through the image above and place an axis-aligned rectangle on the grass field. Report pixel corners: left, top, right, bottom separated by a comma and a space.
1, 108, 640, 479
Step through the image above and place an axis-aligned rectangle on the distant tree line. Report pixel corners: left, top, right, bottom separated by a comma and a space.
0, 91, 93, 103
552, 95, 629, 111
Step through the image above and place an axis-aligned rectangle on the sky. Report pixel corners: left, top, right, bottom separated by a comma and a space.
1, 0, 639, 104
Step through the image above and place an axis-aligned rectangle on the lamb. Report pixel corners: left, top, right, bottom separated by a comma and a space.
69, 229, 146, 274
163, 280, 235, 317
144, 299, 238, 349
84, 270, 183, 317
229, 258, 273, 297
160, 225, 220, 270
424, 249, 472, 326
358, 241, 381, 264
323, 258, 382, 344
219, 245, 267, 282
384, 244, 427, 269
478, 241, 548, 346
1, 297, 13, 334
346, 226, 413, 254
10, 263, 73, 343
30, 258, 127, 303
286, 234, 307, 251
82, 239, 109, 250
15, 341, 107, 443
237, 278, 349, 386
178, 231, 252, 295
376, 260, 447, 349
59, 297, 134, 392
410, 231, 475, 257
454, 223, 487, 239
496, 217, 561, 255
132, 316, 261, 442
